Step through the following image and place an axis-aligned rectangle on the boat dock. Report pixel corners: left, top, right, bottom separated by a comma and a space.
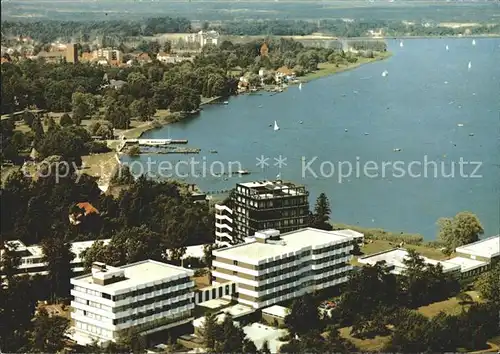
125, 139, 188, 145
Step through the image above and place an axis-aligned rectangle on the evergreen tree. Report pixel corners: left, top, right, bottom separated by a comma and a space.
41, 230, 75, 301
59, 113, 73, 127
311, 193, 333, 230
31, 115, 45, 146
201, 312, 218, 350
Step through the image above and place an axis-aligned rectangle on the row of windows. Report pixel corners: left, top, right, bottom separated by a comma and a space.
255, 262, 349, 291
312, 242, 352, 255
258, 271, 348, 302
313, 252, 350, 263
74, 286, 101, 298
74, 297, 113, 312
75, 321, 112, 339
113, 298, 191, 325
113, 287, 192, 313
113, 277, 190, 301
196, 283, 236, 303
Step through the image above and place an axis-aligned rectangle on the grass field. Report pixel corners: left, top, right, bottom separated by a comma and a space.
339, 327, 390, 352
299, 51, 392, 82
417, 291, 482, 318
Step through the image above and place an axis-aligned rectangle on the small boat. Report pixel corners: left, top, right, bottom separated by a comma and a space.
444, 81, 448, 84
344, 129, 348, 132
210, 150, 218, 153
223, 101, 229, 105
472, 39, 476, 46
457, 123, 464, 127
446, 45, 449, 51
364, 132, 369, 136
299, 121, 303, 124
393, 148, 401, 152
258, 105, 263, 108
468, 61, 472, 70
469, 133, 474, 136
268, 124, 273, 127
274, 120, 280, 131
382, 70, 389, 77
237, 170, 250, 175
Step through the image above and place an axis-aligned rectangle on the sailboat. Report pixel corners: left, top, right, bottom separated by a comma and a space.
472, 39, 476, 46
446, 45, 449, 51
381, 70, 389, 77
299, 82, 302, 91
399, 41, 404, 48
274, 120, 280, 131
468, 61, 472, 70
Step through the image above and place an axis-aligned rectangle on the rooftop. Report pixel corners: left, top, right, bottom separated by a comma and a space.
243, 323, 288, 353
262, 305, 290, 319
446, 256, 488, 273
4, 239, 110, 262
71, 260, 193, 293
455, 235, 500, 259
213, 228, 353, 264
237, 180, 307, 199
358, 248, 461, 274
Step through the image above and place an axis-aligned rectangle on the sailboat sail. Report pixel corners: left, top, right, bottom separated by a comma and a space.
472, 39, 476, 46
468, 61, 472, 70
446, 45, 449, 51
299, 83, 302, 90
400, 41, 404, 48
274, 121, 280, 131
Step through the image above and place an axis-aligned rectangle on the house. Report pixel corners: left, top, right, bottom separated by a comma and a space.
157, 52, 194, 64
275, 66, 296, 83
136, 52, 152, 64
69, 202, 100, 225
108, 79, 127, 90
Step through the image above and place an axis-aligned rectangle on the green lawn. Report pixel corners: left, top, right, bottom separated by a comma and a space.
417, 291, 482, 318
339, 327, 390, 352
299, 52, 392, 82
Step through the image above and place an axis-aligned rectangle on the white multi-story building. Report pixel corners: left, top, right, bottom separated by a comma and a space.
1, 239, 111, 276
211, 228, 354, 309
215, 203, 234, 244
185, 30, 219, 47
70, 260, 195, 345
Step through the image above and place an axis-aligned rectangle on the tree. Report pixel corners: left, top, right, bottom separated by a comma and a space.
41, 231, 75, 300
310, 193, 333, 230
128, 145, 141, 157
261, 340, 271, 354
201, 312, 218, 350
46, 116, 57, 133
475, 263, 500, 304
59, 113, 73, 127
456, 292, 473, 305
216, 314, 246, 352
29, 307, 70, 353
31, 115, 45, 145
116, 328, 147, 354
1, 241, 21, 280
285, 293, 320, 337
23, 110, 35, 127
438, 212, 484, 254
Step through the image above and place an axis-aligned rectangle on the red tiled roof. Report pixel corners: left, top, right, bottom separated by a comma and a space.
76, 202, 99, 216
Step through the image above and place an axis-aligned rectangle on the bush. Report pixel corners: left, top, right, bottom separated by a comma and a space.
85, 141, 111, 154
128, 145, 140, 157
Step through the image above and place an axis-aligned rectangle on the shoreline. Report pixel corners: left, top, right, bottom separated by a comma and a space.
299, 51, 392, 83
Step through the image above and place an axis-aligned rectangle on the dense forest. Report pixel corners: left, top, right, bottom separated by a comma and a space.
2, 17, 499, 43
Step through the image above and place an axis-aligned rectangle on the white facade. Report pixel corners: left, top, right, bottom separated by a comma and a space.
70, 260, 195, 345
1, 239, 111, 276
358, 248, 462, 275
185, 30, 219, 47
215, 204, 234, 244
95, 48, 122, 63
212, 228, 354, 309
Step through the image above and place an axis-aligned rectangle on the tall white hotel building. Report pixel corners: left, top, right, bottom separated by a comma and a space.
211, 228, 356, 309
70, 260, 195, 345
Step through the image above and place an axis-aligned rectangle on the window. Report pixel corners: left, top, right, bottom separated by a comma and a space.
233, 260, 238, 266
102, 293, 111, 300
233, 270, 238, 275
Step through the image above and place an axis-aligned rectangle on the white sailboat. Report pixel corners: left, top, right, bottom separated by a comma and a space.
399, 40, 404, 48
299, 82, 302, 90
381, 70, 389, 77
446, 45, 449, 51
472, 39, 476, 46
274, 120, 280, 131
468, 61, 472, 70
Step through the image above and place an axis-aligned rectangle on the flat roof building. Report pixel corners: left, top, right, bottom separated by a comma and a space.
215, 180, 310, 244
455, 235, 500, 263
70, 260, 195, 345
1, 239, 111, 276
212, 228, 354, 309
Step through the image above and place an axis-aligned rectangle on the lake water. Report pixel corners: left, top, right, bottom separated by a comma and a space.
123, 38, 500, 240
